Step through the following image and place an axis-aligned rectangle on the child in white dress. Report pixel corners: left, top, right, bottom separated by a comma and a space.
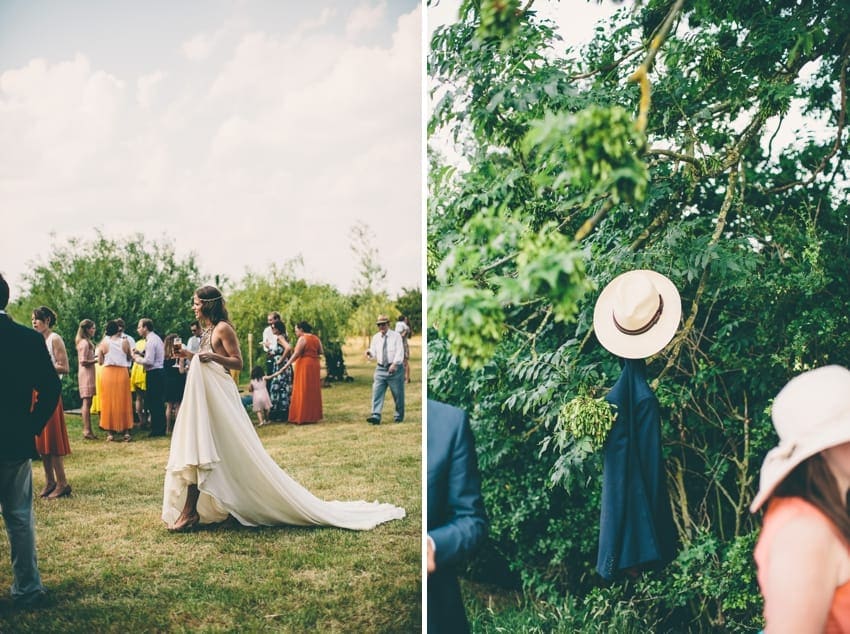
248, 366, 271, 425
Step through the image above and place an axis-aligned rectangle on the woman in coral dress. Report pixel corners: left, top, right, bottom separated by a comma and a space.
268, 321, 323, 425
31, 306, 72, 499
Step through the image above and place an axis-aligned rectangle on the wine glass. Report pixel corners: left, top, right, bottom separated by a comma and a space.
173, 337, 182, 368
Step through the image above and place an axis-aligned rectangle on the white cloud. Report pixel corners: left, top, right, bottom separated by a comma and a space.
182, 32, 218, 61
0, 53, 125, 187
0, 4, 422, 297
137, 70, 166, 108
296, 7, 337, 36
346, 2, 387, 38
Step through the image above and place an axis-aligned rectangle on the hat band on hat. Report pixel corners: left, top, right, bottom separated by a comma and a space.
613, 295, 664, 336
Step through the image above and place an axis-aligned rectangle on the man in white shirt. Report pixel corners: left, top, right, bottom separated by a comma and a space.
133, 318, 167, 437
365, 314, 405, 424
186, 320, 202, 354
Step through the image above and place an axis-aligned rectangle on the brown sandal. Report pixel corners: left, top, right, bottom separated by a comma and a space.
169, 512, 200, 533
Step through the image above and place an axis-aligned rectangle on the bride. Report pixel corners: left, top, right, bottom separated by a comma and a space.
162, 285, 405, 532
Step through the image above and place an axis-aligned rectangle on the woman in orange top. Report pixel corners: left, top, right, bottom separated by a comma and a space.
751, 365, 850, 633
267, 321, 323, 425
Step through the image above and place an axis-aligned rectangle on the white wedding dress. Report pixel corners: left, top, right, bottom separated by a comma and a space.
161, 344, 405, 530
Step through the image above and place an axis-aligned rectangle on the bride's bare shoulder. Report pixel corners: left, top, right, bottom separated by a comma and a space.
212, 320, 238, 342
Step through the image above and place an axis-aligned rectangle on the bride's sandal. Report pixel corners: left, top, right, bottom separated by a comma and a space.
169, 512, 200, 533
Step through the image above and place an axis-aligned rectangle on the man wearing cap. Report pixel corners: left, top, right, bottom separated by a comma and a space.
365, 314, 405, 424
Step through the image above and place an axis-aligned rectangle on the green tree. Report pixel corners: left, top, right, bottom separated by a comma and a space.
346, 220, 398, 343
429, 0, 850, 629
10, 231, 200, 407
395, 286, 422, 334
227, 263, 352, 377
350, 220, 387, 297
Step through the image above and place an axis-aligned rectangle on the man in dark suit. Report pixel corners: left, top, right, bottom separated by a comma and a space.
0, 274, 61, 607
427, 400, 488, 634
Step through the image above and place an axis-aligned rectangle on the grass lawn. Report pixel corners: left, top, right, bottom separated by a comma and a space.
0, 337, 422, 633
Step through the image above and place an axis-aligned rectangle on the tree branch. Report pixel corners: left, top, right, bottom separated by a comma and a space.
569, 45, 644, 81
766, 42, 848, 193
573, 198, 615, 242
652, 166, 739, 389
628, 0, 686, 133
645, 147, 704, 167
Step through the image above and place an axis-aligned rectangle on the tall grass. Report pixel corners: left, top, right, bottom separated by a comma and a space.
0, 338, 422, 633
464, 581, 656, 634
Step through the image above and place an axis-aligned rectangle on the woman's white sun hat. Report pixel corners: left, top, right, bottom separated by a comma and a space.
593, 269, 682, 359
750, 365, 850, 513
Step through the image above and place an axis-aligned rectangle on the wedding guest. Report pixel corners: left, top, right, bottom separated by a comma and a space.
261, 311, 281, 378
115, 318, 135, 355
248, 365, 271, 426
268, 321, 323, 425
751, 365, 850, 632
163, 333, 187, 434
31, 306, 72, 499
186, 321, 202, 354
129, 337, 147, 428
133, 318, 167, 437
268, 319, 293, 422
395, 314, 412, 384
97, 320, 134, 442
365, 315, 404, 424
90, 358, 103, 415
164, 285, 403, 532
427, 400, 488, 634
75, 318, 98, 440
0, 274, 60, 607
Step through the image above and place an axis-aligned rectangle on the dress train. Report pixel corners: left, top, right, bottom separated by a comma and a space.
162, 356, 405, 530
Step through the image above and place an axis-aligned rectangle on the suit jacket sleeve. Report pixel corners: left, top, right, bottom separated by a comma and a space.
429, 410, 488, 570
29, 335, 61, 436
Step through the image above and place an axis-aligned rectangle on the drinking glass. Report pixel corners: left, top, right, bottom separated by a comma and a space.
173, 337, 182, 367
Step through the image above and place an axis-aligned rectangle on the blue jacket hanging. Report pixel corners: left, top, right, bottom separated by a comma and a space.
596, 358, 676, 580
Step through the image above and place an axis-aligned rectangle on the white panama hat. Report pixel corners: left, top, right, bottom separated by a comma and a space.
593, 269, 682, 359
750, 365, 850, 512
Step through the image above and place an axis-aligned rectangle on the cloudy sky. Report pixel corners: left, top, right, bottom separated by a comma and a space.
0, 0, 421, 297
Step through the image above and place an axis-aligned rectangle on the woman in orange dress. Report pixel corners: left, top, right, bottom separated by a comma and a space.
76, 319, 98, 439
97, 319, 134, 442
751, 365, 850, 632
267, 321, 323, 424
31, 306, 72, 499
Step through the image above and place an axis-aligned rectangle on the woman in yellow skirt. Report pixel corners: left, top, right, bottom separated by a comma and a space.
130, 337, 147, 427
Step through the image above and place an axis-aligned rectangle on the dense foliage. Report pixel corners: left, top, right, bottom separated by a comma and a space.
9, 232, 200, 407
227, 263, 353, 373
10, 236, 417, 404
428, 0, 850, 630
